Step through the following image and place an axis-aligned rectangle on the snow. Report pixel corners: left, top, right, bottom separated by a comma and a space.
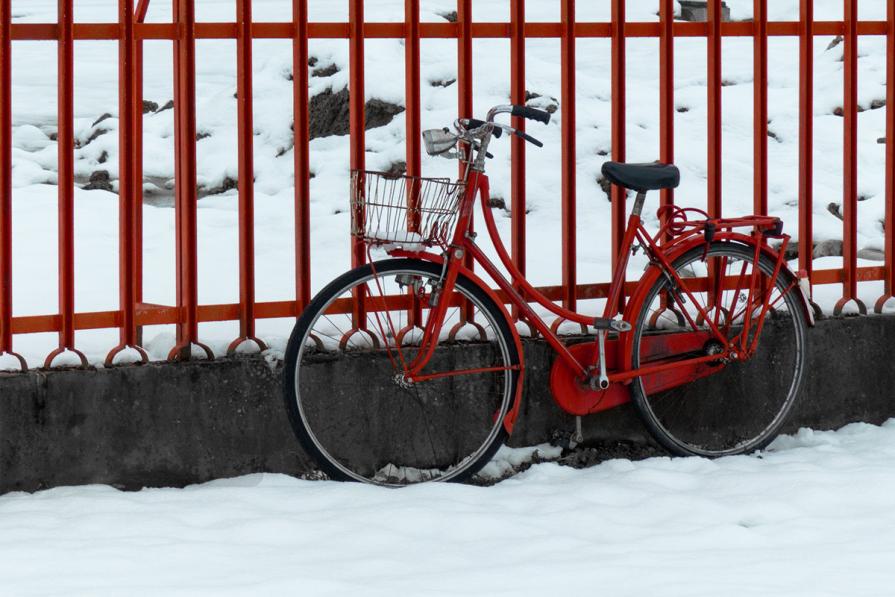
2, 420, 895, 595
4, 0, 893, 366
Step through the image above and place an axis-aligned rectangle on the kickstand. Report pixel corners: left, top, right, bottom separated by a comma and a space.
571, 416, 584, 448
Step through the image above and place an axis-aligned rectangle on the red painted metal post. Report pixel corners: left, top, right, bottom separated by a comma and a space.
169, 0, 212, 359
707, 0, 722, 220
877, 0, 895, 312
229, 0, 264, 353
659, 0, 675, 230
610, 0, 626, 314
349, 0, 367, 328
457, 0, 475, 326
753, 0, 768, 217
401, 0, 423, 336
106, 0, 148, 365
134, 0, 149, 337
798, 0, 814, 290
510, 0, 526, 323
293, 0, 311, 313
404, 0, 421, 187
835, 0, 866, 314
457, 0, 472, 150
560, 0, 576, 312
46, 0, 86, 367
0, 0, 23, 369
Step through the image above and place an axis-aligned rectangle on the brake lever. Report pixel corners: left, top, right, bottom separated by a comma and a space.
515, 130, 543, 148
465, 118, 502, 138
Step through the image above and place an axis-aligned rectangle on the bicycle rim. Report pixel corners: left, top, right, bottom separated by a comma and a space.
284, 259, 518, 486
631, 242, 807, 457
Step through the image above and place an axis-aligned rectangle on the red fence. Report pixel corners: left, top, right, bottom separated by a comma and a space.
0, 0, 892, 368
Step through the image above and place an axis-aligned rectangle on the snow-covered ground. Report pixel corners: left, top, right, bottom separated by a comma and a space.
4, 0, 893, 366
2, 420, 894, 596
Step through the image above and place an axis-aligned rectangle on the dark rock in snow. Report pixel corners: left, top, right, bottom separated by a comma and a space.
83, 126, 110, 147
312, 63, 339, 78
142, 100, 159, 114
857, 247, 885, 261
382, 161, 406, 178
84, 170, 114, 192
678, 1, 730, 22
488, 196, 507, 210
430, 78, 456, 88
597, 176, 613, 201
879, 137, 887, 144
308, 88, 405, 140
814, 239, 843, 258
440, 11, 458, 23
827, 202, 843, 221
157, 100, 174, 113
91, 113, 113, 128
200, 176, 238, 197
98, 150, 109, 164
870, 98, 886, 110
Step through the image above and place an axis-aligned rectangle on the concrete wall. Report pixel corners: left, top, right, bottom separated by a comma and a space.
1, 315, 892, 494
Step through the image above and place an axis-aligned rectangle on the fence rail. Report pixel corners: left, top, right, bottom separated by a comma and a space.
0, 0, 892, 368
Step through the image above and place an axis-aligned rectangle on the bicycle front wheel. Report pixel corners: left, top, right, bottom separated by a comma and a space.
283, 258, 520, 486
631, 242, 808, 457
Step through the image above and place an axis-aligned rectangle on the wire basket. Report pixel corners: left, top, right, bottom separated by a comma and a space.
351, 170, 466, 250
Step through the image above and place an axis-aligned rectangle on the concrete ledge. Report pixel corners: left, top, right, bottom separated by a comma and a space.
1, 316, 893, 493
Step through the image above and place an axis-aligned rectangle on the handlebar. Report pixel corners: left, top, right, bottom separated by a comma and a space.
422, 103, 551, 168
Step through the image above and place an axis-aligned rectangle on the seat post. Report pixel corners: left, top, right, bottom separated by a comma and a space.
631, 190, 647, 217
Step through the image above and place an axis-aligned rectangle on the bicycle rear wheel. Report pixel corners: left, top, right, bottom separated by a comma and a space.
283, 258, 519, 486
630, 242, 808, 457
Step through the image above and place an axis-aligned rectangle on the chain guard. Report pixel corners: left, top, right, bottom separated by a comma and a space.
549, 342, 631, 416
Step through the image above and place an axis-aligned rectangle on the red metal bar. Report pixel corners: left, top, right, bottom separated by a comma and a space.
610, 0, 626, 314
835, 0, 866, 314
169, 0, 211, 359
560, 0, 576, 311
229, 0, 264, 353
753, 0, 768, 216
510, 0, 526, 322
3, 19, 892, 43
134, 21, 145, 338
106, 0, 147, 365
45, 0, 86, 367
798, 0, 814, 289
659, 0, 674, 235
707, 0, 722, 219
135, 0, 150, 23
877, 0, 895, 312
293, 0, 311, 312
457, 0, 475, 325
0, 0, 21, 368
405, 0, 421, 186
349, 0, 367, 328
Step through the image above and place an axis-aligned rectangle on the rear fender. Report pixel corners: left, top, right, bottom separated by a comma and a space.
388, 250, 526, 433
618, 235, 815, 374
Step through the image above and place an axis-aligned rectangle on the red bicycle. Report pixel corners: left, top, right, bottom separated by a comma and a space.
283, 104, 813, 486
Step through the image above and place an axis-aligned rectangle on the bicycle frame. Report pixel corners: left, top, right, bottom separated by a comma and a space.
386, 166, 813, 419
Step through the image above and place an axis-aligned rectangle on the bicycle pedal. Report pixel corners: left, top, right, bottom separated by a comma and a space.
592, 317, 632, 332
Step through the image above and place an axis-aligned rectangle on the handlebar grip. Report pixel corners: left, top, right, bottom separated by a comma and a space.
511, 104, 551, 124
466, 118, 502, 138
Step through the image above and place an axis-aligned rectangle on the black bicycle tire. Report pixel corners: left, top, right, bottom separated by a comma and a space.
282, 258, 521, 484
630, 242, 808, 457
